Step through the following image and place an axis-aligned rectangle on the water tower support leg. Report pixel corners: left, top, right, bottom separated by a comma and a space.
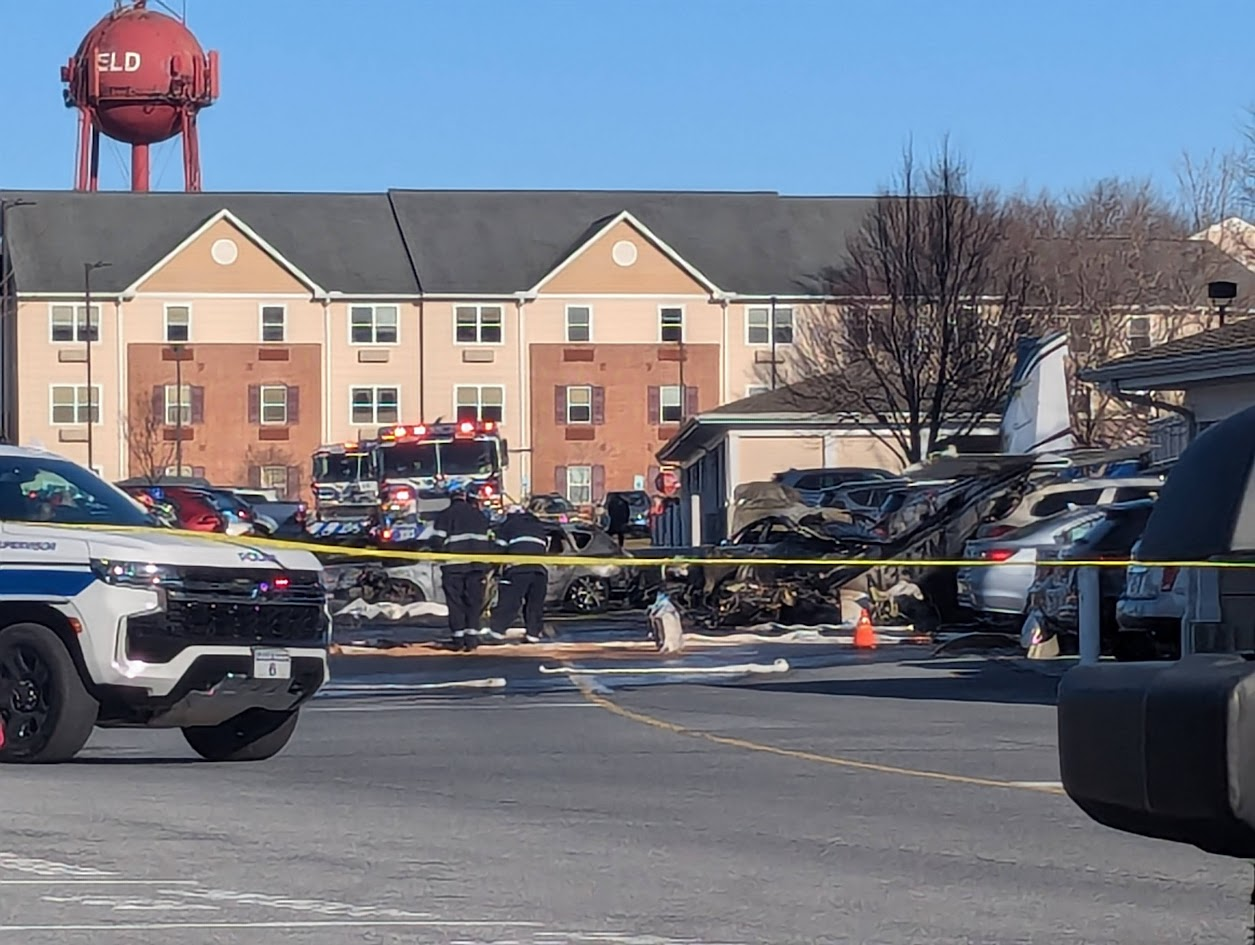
131, 144, 150, 193
88, 126, 101, 192
182, 111, 202, 193
74, 109, 92, 192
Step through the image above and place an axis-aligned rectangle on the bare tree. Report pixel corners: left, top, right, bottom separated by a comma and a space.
1176, 148, 1246, 233
772, 142, 1035, 465
123, 389, 175, 484
1023, 179, 1225, 446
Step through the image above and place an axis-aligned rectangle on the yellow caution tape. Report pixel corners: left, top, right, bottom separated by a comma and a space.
25, 521, 1253, 570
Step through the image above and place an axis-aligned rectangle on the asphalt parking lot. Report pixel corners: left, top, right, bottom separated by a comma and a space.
0, 654, 1248, 945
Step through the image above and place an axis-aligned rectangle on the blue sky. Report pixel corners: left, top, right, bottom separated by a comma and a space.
2, 0, 1251, 196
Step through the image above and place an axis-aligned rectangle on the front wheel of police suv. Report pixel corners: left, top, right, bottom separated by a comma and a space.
0, 622, 100, 764
182, 708, 300, 762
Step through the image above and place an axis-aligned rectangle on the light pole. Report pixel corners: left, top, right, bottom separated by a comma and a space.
769, 295, 779, 390
172, 343, 185, 475
83, 260, 111, 470
0, 198, 35, 443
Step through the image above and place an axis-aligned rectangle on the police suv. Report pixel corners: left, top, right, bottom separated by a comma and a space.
0, 446, 330, 764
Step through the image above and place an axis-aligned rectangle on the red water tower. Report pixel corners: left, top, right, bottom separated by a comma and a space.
61, 1, 219, 192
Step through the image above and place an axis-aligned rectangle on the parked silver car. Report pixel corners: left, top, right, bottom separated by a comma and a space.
976, 476, 1163, 539
958, 507, 1107, 622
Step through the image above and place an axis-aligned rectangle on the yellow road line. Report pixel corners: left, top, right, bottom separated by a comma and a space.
576, 681, 1066, 796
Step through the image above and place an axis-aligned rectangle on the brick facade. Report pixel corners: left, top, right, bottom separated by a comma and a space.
529, 343, 719, 498
125, 342, 322, 498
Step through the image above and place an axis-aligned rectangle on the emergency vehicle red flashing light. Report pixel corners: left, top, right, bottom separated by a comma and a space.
412, 425, 427, 437
459, 421, 475, 434
481, 484, 495, 496
392, 426, 405, 437
274, 575, 291, 590
394, 488, 412, 502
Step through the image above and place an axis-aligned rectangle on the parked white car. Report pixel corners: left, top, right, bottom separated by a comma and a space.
977, 476, 1163, 539
0, 446, 330, 764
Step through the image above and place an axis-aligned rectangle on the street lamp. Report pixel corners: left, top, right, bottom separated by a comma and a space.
83, 260, 111, 470
172, 343, 185, 475
1208, 280, 1238, 328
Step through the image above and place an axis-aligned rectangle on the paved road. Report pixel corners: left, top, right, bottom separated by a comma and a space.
0, 655, 1247, 944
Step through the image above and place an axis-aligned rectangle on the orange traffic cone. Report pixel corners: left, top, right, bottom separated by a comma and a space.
853, 608, 877, 649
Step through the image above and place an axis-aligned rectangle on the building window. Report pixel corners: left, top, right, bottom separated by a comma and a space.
164, 384, 191, 426
454, 305, 504, 345
660, 385, 683, 423
349, 305, 399, 345
455, 385, 504, 423
259, 385, 288, 425
566, 385, 592, 423
50, 385, 99, 425
746, 306, 794, 345
350, 386, 400, 425
746, 384, 770, 398
164, 305, 191, 343
565, 306, 592, 342
260, 466, 289, 491
260, 305, 286, 342
659, 307, 684, 343
566, 465, 593, 505
49, 304, 99, 343
1127, 316, 1151, 351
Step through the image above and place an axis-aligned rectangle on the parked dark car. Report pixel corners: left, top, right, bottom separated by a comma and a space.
1027, 499, 1156, 655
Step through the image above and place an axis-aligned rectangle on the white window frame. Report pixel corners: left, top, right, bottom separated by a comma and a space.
454, 384, 506, 424
163, 304, 192, 344
659, 384, 683, 424
349, 386, 401, 425
566, 385, 593, 424
658, 305, 685, 343
565, 305, 593, 343
259, 385, 289, 425
566, 465, 593, 505
259, 304, 287, 343
347, 304, 400, 346
453, 304, 505, 346
163, 384, 192, 426
746, 384, 770, 398
49, 384, 101, 425
260, 465, 289, 491
48, 303, 101, 344
745, 305, 794, 346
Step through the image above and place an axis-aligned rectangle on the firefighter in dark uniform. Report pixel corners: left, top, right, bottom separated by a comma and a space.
430, 485, 494, 651
489, 504, 550, 644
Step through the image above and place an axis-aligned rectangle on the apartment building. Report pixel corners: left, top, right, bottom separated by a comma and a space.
4, 189, 1249, 503
0, 189, 875, 500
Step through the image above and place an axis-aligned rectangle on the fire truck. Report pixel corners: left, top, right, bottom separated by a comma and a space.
309, 440, 379, 527
373, 420, 509, 542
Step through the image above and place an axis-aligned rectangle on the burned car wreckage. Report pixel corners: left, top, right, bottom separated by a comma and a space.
664, 451, 1148, 632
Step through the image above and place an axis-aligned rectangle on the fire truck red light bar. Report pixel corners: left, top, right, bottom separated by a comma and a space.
459, 421, 475, 433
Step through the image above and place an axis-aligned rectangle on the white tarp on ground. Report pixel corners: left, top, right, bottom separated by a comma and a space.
334, 598, 450, 619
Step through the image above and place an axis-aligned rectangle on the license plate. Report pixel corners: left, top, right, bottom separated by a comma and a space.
252, 648, 291, 680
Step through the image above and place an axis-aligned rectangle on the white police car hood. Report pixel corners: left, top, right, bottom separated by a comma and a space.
0, 522, 322, 572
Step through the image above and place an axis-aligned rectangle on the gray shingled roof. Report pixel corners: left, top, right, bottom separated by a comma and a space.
1084, 316, 1255, 381
386, 190, 876, 295
0, 191, 419, 295
4, 190, 1250, 306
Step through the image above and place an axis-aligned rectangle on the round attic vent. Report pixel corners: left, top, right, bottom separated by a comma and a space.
611, 239, 638, 267
211, 238, 239, 266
